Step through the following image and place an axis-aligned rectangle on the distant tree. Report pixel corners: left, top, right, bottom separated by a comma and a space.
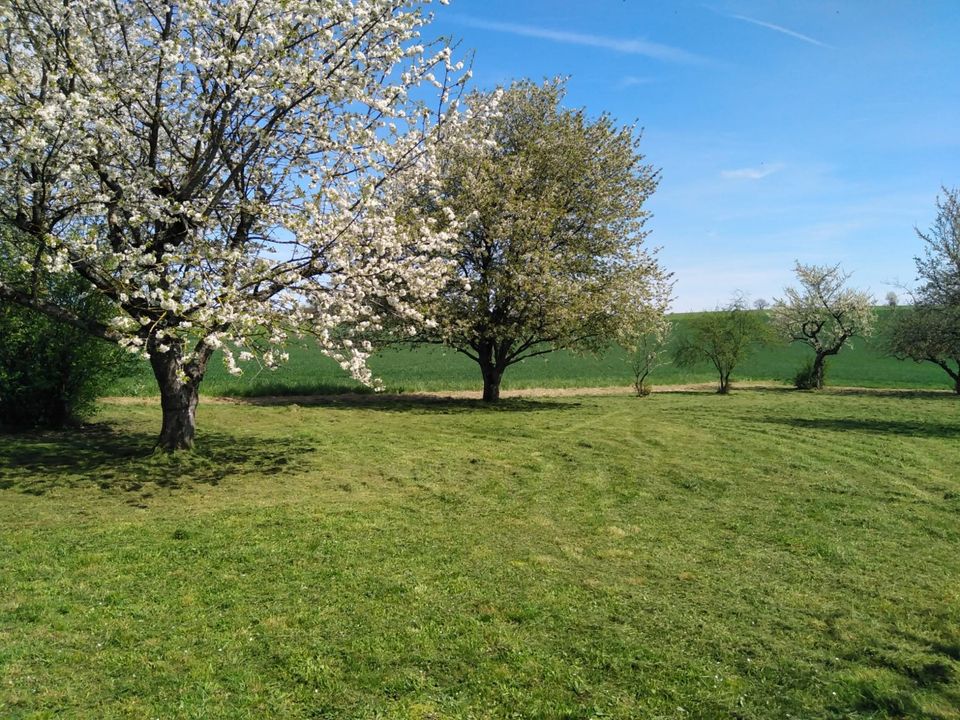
885, 291, 899, 308
772, 263, 873, 390
411, 79, 672, 402
885, 188, 960, 393
887, 306, 960, 394
621, 316, 671, 396
673, 297, 767, 394
753, 298, 769, 311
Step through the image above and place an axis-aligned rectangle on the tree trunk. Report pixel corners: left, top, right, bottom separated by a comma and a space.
149, 344, 209, 451
481, 363, 503, 402
932, 360, 960, 395
718, 371, 730, 394
949, 365, 960, 395
812, 352, 827, 390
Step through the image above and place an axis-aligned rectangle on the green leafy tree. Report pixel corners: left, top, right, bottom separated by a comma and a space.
887, 306, 960, 394
1, 236, 133, 429
771, 263, 874, 390
673, 298, 767, 394
412, 79, 672, 401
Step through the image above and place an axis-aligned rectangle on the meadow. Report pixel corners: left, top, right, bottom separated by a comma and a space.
108, 310, 955, 398
2, 389, 959, 718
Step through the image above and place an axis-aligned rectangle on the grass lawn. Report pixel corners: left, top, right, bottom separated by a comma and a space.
2, 390, 959, 718
107, 309, 957, 398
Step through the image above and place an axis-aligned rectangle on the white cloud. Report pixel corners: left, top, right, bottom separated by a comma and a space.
726, 13, 830, 48
452, 16, 708, 65
721, 164, 784, 180
619, 75, 657, 88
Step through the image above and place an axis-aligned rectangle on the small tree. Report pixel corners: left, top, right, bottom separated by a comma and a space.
410, 79, 672, 401
673, 298, 767, 394
885, 291, 899, 308
887, 306, 960, 394
772, 263, 873, 390
621, 316, 671, 396
753, 298, 769, 311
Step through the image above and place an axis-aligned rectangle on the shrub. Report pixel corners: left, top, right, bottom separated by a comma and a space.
793, 358, 825, 390
0, 274, 133, 431
634, 380, 653, 397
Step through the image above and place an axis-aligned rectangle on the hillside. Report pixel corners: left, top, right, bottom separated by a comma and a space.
108, 308, 954, 397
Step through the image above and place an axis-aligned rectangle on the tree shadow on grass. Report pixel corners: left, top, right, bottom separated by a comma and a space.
758, 415, 960, 439
0, 423, 314, 496
656, 384, 955, 399
810, 386, 955, 399
233, 393, 577, 414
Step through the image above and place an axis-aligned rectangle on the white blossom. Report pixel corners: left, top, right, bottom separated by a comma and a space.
0, 0, 466, 398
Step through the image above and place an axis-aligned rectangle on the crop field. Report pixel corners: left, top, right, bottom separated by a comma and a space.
108, 310, 955, 398
2, 389, 959, 718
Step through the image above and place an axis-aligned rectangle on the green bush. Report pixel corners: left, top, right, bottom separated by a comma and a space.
0, 274, 134, 431
793, 358, 823, 390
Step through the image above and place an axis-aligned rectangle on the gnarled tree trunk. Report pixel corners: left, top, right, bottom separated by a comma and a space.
149, 342, 212, 451
812, 352, 828, 390
937, 360, 960, 395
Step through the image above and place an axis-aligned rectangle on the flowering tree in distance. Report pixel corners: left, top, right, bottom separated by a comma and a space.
772, 262, 873, 389
0, 0, 464, 449
408, 79, 672, 401
914, 187, 960, 307
887, 188, 960, 393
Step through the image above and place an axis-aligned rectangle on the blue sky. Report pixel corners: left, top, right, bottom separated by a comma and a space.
431, 1, 960, 311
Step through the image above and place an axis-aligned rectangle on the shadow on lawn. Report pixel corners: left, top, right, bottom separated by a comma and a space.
233, 393, 577, 414
661, 385, 953, 398
0, 423, 312, 496
759, 415, 960, 439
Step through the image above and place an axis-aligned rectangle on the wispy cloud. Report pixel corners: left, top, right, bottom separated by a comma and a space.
725, 13, 830, 48
618, 75, 657, 88
452, 16, 707, 65
721, 164, 784, 180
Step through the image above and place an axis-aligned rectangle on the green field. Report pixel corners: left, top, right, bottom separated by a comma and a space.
2, 390, 959, 718
108, 309, 956, 398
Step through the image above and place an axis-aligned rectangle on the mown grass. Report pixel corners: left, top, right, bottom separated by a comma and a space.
108, 308, 955, 397
2, 390, 959, 718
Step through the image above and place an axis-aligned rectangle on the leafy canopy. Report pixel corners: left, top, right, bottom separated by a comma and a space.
771, 262, 874, 355
0, 0, 463, 385
414, 79, 671, 384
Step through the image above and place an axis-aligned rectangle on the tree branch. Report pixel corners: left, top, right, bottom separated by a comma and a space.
0, 281, 121, 342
